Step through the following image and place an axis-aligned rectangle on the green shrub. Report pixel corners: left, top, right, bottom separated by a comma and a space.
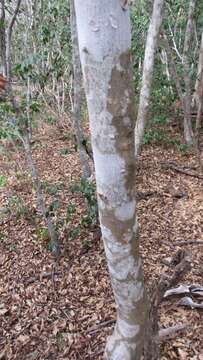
143, 129, 165, 145
66, 203, 76, 223
0, 175, 7, 187
70, 178, 98, 226
7, 195, 28, 219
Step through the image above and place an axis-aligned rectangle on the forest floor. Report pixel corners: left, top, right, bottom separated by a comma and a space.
0, 120, 202, 360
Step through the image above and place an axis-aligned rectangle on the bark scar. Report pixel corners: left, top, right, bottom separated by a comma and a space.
83, 47, 89, 54
98, 193, 109, 204
121, 0, 128, 11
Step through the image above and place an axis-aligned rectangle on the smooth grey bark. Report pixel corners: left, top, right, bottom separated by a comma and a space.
0, 0, 6, 75
74, 1, 147, 359
182, 0, 196, 145
70, 0, 91, 179
134, 0, 164, 157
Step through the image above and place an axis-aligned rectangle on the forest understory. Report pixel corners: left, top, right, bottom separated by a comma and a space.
0, 121, 202, 360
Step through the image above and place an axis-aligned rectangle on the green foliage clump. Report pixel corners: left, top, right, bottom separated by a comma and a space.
36, 226, 50, 242
70, 177, 98, 227
69, 227, 79, 240
6, 195, 28, 219
66, 203, 76, 223
176, 143, 192, 154
42, 181, 64, 196
143, 129, 166, 145
0, 175, 7, 187
13, 0, 71, 89
60, 148, 70, 156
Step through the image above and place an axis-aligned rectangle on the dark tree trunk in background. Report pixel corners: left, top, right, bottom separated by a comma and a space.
0, 0, 6, 75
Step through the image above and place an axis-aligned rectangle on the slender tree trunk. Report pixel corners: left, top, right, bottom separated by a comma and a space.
0, 0, 6, 75
195, 32, 203, 172
195, 31, 203, 133
21, 135, 60, 256
163, 30, 202, 169
134, 0, 164, 157
70, 0, 91, 179
74, 1, 147, 359
5, 0, 22, 84
162, 32, 185, 111
182, 0, 196, 145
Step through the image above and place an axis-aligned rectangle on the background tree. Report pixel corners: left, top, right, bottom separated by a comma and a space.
194, 30, 203, 145
70, 0, 91, 178
134, 0, 164, 157
5, 0, 22, 83
0, 0, 60, 256
0, 0, 6, 75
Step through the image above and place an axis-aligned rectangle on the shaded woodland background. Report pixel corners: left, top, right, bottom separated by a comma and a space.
0, 0, 203, 359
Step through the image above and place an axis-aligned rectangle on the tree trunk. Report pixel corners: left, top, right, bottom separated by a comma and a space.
134, 0, 164, 157
195, 31, 203, 172
195, 31, 203, 133
19, 134, 60, 257
182, 0, 196, 145
0, 0, 6, 75
162, 32, 185, 111
74, 1, 147, 359
5, 0, 22, 84
70, 0, 91, 179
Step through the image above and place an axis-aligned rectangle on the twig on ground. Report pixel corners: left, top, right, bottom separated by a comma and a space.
85, 319, 188, 342
136, 191, 157, 201
24, 271, 60, 285
144, 249, 191, 360
174, 240, 203, 246
162, 162, 203, 179
86, 319, 116, 335
159, 324, 188, 341
89, 349, 104, 358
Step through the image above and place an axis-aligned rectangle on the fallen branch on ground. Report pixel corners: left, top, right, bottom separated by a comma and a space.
136, 191, 157, 201
24, 271, 60, 285
162, 162, 203, 179
164, 284, 203, 298
174, 240, 203, 246
144, 249, 191, 360
159, 324, 188, 341
86, 319, 115, 335
85, 319, 188, 342
178, 296, 203, 309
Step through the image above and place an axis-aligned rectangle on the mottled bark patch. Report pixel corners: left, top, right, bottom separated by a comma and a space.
100, 207, 136, 244
107, 50, 136, 192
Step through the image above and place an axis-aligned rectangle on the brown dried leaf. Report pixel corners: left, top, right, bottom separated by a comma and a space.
178, 349, 188, 359
17, 335, 30, 345
0, 304, 9, 315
